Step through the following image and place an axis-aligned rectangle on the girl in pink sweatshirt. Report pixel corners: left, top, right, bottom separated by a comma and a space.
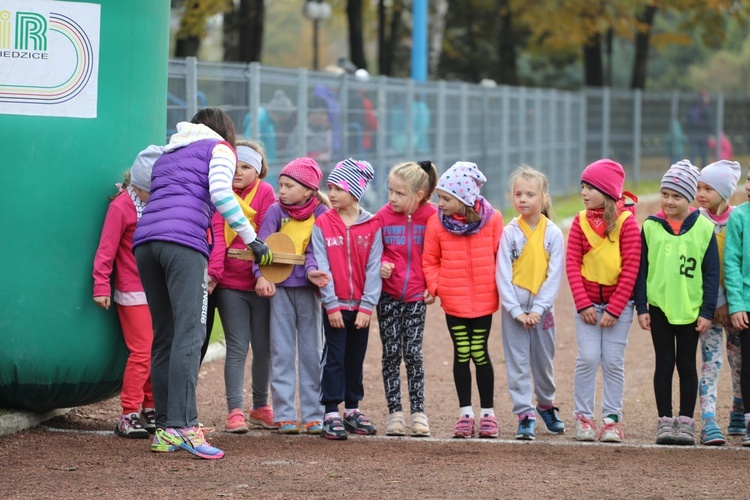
92, 145, 162, 439
376, 160, 437, 437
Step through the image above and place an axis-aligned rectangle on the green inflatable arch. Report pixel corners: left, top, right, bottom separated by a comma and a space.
0, 0, 169, 411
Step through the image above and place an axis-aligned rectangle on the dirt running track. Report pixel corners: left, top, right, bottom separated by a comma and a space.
3, 197, 750, 499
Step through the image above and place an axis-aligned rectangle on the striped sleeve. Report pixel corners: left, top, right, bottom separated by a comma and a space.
605, 215, 641, 317
208, 143, 257, 245
565, 216, 593, 312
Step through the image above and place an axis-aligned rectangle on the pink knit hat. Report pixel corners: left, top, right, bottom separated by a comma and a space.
580, 159, 626, 200
279, 157, 322, 191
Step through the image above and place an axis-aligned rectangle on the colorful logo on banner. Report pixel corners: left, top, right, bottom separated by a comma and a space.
0, 0, 100, 118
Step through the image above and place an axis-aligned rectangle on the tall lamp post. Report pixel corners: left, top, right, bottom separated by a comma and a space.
303, 0, 332, 70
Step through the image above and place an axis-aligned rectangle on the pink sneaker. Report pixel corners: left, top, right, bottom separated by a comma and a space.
248, 405, 278, 429
453, 415, 475, 438
478, 414, 499, 438
225, 408, 248, 433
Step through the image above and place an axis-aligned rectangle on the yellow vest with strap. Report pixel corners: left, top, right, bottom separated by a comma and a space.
716, 226, 726, 287
224, 181, 260, 246
512, 216, 549, 295
579, 210, 631, 286
279, 215, 317, 256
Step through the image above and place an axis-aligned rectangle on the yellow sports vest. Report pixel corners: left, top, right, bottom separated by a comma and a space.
512, 216, 549, 295
280, 215, 317, 256
716, 227, 726, 287
579, 211, 631, 286
224, 182, 260, 246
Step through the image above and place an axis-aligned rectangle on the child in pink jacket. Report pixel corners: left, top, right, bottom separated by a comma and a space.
311, 158, 382, 441
206, 140, 277, 432
92, 145, 163, 439
376, 160, 438, 437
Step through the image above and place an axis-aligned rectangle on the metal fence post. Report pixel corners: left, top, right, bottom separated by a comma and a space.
296, 68, 308, 157
715, 92, 725, 160
602, 87, 610, 158
633, 89, 642, 187
436, 81, 446, 169
500, 85, 510, 186
406, 78, 415, 158
247, 62, 261, 140
460, 83, 468, 160
376, 75, 387, 176
579, 91, 587, 168
186, 57, 198, 121
563, 92, 572, 192
339, 75, 350, 157
534, 88, 543, 171
481, 85, 490, 172
518, 86, 526, 163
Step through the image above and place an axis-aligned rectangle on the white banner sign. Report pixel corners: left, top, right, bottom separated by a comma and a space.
0, 0, 100, 118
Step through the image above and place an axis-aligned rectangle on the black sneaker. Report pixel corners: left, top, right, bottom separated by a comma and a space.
343, 411, 377, 435
321, 417, 348, 440
140, 408, 157, 434
115, 412, 150, 439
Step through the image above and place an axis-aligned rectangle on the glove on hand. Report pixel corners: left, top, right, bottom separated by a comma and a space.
248, 238, 273, 265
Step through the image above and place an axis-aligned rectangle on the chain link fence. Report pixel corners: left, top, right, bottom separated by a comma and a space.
167, 57, 750, 210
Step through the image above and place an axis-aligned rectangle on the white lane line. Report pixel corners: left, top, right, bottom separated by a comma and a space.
38, 425, 748, 451
40, 426, 114, 436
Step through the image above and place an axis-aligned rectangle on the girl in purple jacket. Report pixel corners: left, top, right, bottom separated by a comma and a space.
133, 108, 271, 460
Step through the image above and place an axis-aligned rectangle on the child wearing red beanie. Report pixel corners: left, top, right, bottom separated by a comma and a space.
566, 159, 641, 443
254, 157, 332, 435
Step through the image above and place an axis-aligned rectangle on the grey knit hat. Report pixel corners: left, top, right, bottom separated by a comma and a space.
661, 159, 699, 202
699, 160, 741, 201
130, 145, 164, 191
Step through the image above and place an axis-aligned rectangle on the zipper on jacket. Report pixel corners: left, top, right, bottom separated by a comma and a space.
467, 234, 474, 300
400, 214, 412, 301
347, 226, 354, 307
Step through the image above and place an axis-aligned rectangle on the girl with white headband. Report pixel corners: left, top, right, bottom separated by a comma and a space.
206, 139, 278, 433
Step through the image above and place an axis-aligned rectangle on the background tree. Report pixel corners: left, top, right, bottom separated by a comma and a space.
347, 0, 367, 69
173, 0, 232, 58
223, 0, 265, 62
378, 0, 404, 75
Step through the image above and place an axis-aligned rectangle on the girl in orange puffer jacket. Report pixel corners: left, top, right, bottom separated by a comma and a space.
422, 161, 504, 439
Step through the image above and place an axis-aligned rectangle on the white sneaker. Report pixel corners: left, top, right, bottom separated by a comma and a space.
599, 421, 624, 443
574, 413, 596, 441
386, 411, 406, 436
411, 412, 431, 437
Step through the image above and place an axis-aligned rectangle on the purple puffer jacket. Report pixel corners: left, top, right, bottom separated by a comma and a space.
133, 138, 225, 258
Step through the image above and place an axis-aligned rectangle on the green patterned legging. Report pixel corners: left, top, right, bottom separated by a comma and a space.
446, 314, 494, 409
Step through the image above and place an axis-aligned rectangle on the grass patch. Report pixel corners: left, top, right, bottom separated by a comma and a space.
0, 408, 13, 416
209, 315, 225, 344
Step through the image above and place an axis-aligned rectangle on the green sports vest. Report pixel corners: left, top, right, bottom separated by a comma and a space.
643, 216, 713, 324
